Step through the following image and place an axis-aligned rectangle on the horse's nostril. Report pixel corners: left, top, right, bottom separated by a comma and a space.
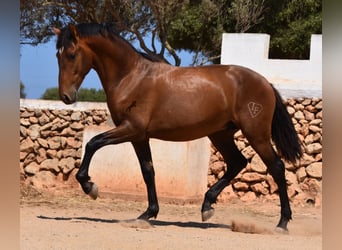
62, 94, 72, 104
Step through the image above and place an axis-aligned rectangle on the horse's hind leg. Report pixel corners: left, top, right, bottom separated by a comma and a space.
202, 130, 247, 221
132, 140, 159, 220
247, 137, 291, 231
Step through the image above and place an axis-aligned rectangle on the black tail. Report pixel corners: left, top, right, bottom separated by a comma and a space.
271, 86, 303, 163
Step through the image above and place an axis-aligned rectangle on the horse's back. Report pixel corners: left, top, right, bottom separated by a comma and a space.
145, 63, 275, 141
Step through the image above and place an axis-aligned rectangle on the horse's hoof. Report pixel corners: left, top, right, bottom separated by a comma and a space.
201, 208, 214, 222
137, 207, 159, 221
88, 183, 98, 200
274, 226, 289, 234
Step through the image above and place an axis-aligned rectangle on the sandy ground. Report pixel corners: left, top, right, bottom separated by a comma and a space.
20, 186, 322, 250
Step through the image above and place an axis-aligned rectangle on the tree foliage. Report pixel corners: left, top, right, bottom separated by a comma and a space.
267, 0, 322, 59
20, 0, 321, 65
41, 87, 107, 102
20, 81, 26, 99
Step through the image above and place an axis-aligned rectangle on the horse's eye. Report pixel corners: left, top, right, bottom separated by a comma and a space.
68, 53, 76, 60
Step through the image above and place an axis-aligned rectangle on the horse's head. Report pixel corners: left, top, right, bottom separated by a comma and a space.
53, 24, 92, 104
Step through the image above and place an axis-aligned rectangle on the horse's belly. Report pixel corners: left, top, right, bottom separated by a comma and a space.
147, 114, 230, 141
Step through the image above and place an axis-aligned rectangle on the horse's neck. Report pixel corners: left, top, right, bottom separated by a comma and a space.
90, 36, 140, 89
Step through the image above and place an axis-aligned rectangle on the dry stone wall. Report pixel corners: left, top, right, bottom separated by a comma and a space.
20, 98, 322, 204
209, 98, 322, 205
20, 106, 109, 189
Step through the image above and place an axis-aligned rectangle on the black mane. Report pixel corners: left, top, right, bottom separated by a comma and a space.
56, 23, 162, 63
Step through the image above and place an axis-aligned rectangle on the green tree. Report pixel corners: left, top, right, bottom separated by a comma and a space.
269, 0, 322, 59
20, 0, 321, 64
41, 87, 107, 102
20, 81, 26, 98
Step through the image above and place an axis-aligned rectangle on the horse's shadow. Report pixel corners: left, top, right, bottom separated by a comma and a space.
37, 215, 231, 230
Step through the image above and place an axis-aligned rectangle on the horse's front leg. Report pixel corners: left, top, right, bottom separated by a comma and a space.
132, 141, 159, 220
76, 121, 139, 199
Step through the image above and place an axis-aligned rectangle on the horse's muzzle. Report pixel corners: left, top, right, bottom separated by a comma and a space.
60, 92, 76, 104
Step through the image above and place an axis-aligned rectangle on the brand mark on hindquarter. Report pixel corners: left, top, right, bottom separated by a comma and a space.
248, 102, 263, 118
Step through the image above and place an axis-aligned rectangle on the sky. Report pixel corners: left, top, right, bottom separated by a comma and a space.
20, 39, 194, 99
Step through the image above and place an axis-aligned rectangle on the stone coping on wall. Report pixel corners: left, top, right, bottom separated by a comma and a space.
20, 98, 108, 111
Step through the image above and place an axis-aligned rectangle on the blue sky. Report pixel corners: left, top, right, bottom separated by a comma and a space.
20, 39, 194, 99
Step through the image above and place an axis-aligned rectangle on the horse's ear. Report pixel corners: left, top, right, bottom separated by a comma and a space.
52, 27, 61, 36
68, 24, 79, 41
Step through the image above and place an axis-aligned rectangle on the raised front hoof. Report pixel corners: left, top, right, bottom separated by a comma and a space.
84, 182, 98, 200
201, 208, 215, 222
88, 183, 98, 200
137, 208, 159, 221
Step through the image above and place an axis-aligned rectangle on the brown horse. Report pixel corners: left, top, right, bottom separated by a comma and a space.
53, 23, 302, 231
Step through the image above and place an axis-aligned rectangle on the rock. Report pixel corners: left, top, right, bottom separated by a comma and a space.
241, 145, 255, 160
210, 161, 225, 175
303, 110, 315, 121
241, 172, 265, 182
304, 134, 314, 145
266, 174, 278, 193
250, 183, 269, 195
24, 162, 40, 175
285, 171, 298, 185
235, 140, 245, 151
38, 114, 50, 125
71, 111, 82, 121
20, 118, 31, 126
27, 124, 40, 140
21, 110, 34, 118
70, 122, 84, 131
309, 119, 322, 126
296, 167, 307, 182
217, 170, 225, 179
309, 125, 320, 133
210, 154, 219, 164
233, 181, 249, 191
300, 153, 316, 166
36, 148, 47, 163
306, 162, 322, 179
23, 153, 36, 166
60, 127, 76, 136
250, 154, 267, 174
20, 137, 35, 153
37, 138, 49, 148
302, 99, 311, 106
62, 149, 77, 158
76, 148, 83, 158
46, 149, 58, 158
20, 126, 27, 137
305, 143, 322, 154
315, 101, 322, 109
48, 137, 61, 150
286, 106, 295, 115
40, 122, 53, 131
316, 110, 322, 119
315, 153, 322, 162
59, 157, 76, 174
294, 111, 305, 120
29, 116, 38, 124
40, 158, 60, 173
208, 175, 216, 187
51, 121, 69, 131
20, 151, 28, 161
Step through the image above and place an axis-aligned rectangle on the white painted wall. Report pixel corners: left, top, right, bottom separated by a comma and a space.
221, 33, 322, 98
83, 125, 210, 199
